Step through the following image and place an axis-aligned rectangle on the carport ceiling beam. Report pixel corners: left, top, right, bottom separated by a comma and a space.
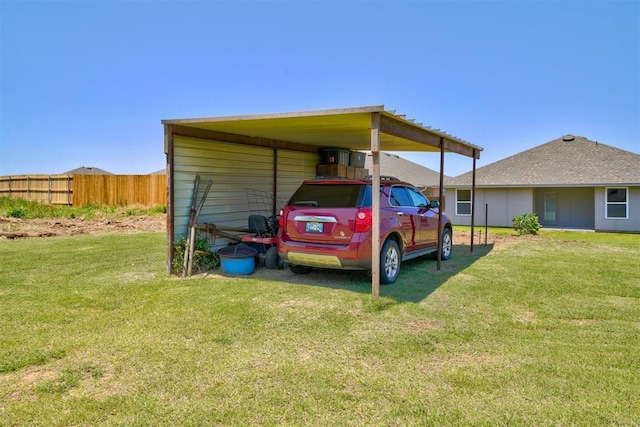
379, 115, 479, 158
170, 124, 319, 153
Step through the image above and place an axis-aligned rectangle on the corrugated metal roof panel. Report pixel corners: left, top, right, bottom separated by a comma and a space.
163, 105, 482, 157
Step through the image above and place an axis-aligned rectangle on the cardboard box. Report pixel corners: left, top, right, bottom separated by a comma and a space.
316, 164, 348, 178
353, 167, 369, 179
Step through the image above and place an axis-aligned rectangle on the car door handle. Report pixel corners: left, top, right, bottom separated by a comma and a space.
396, 212, 404, 216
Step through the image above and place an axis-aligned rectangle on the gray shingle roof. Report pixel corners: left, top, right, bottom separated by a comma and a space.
446, 135, 640, 187
64, 166, 114, 175
364, 152, 449, 187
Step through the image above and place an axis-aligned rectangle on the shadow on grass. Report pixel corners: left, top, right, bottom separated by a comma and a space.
249, 243, 495, 304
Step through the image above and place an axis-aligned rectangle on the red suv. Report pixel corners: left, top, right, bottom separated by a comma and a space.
277, 177, 452, 284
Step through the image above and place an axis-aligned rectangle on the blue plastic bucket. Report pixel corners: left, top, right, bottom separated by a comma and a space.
217, 245, 258, 275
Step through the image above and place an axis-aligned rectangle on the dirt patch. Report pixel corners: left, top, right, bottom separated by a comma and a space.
0, 215, 166, 240
1, 216, 528, 250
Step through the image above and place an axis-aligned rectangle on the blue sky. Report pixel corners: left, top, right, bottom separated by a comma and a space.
1, 0, 638, 177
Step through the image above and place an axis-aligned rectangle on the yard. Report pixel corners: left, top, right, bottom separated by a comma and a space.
0, 223, 638, 425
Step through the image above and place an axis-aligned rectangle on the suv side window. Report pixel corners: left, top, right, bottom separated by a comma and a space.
389, 186, 413, 207
407, 187, 429, 208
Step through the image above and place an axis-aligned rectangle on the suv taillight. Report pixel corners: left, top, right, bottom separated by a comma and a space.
278, 209, 284, 228
354, 208, 372, 232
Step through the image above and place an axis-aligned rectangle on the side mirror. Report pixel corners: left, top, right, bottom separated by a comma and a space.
429, 200, 439, 209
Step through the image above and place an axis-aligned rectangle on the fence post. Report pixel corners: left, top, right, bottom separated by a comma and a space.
485, 203, 488, 245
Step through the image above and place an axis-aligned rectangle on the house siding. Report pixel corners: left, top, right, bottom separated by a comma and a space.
594, 187, 640, 232
445, 187, 533, 227
534, 187, 594, 229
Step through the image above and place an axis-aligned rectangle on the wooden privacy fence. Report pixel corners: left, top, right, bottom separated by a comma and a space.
0, 174, 166, 207
0, 175, 73, 204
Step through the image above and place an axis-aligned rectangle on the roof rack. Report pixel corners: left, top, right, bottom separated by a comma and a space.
364, 175, 400, 181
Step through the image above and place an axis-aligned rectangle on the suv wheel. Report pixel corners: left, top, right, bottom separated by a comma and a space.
441, 228, 452, 260
380, 239, 400, 284
290, 264, 313, 275
265, 246, 284, 269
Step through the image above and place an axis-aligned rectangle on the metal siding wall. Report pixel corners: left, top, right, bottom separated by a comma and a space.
276, 149, 320, 207
173, 137, 274, 240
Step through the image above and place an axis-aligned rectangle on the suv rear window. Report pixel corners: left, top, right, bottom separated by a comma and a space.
288, 184, 371, 208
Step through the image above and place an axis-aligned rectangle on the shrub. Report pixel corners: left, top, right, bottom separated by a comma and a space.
512, 213, 541, 235
172, 236, 220, 274
8, 206, 27, 218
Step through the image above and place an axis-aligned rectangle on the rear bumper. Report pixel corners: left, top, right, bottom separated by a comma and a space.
278, 238, 371, 270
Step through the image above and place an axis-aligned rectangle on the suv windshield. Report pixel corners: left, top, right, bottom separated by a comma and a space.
288, 183, 371, 208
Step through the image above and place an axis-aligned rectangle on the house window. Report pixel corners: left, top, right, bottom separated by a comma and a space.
605, 187, 628, 219
456, 189, 472, 216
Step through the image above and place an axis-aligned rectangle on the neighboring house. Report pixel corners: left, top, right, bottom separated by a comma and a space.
364, 152, 449, 188
366, 152, 451, 208
64, 166, 114, 175
445, 135, 640, 232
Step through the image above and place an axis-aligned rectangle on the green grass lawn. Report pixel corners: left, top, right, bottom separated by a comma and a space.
1, 230, 638, 425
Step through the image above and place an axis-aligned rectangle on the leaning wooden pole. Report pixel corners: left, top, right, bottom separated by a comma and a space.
183, 175, 200, 277
186, 179, 213, 277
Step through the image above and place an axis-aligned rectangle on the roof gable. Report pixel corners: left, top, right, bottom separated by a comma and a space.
447, 135, 640, 187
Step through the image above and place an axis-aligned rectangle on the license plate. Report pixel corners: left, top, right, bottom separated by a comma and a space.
305, 221, 323, 233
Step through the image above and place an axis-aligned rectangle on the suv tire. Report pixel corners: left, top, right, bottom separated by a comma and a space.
290, 264, 314, 275
440, 228, 452, 260
380, 238, 401, 285
265, 246, 283, 270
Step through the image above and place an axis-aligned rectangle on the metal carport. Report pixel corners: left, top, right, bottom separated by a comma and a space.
162, 105, 483, 298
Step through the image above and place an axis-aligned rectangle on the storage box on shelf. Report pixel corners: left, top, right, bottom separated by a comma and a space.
320, 148, 350, 165
353, 167, 369, 179
349, 152, 366, 168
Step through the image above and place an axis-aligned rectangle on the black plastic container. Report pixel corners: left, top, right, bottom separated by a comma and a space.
321, 148, 350, 165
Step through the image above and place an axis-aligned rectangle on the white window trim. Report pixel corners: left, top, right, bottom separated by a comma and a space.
456, 188, 472, 216
605, 187, 629, 220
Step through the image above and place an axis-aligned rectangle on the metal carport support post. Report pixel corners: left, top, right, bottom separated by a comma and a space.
470, 150, 477, 252
370, 113, 381, 299
437, 137, 445, 271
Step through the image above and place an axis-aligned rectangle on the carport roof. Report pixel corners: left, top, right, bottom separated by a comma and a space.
162, 105, 482, 158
